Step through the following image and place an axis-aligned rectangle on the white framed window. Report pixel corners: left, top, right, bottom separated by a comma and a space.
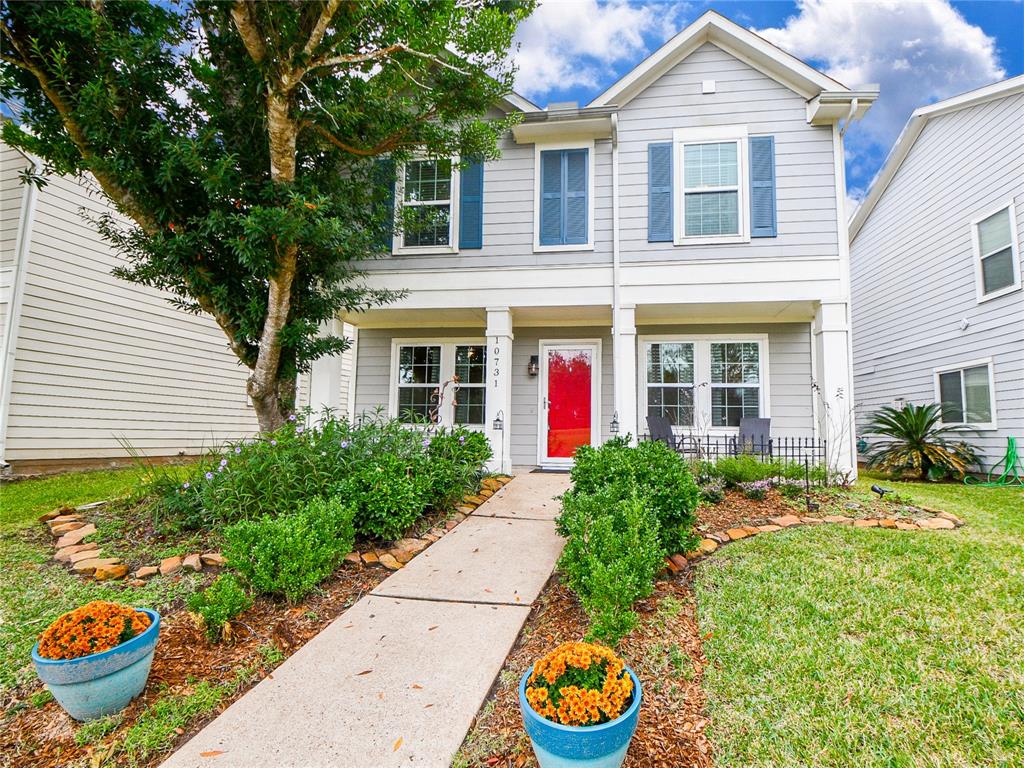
673, 125, 749, 246
393, 158, 460, 254
640, 334, 769, 432
933, 358, 997, 429
971, 202, 1021, 302
389, 339, 486, 426
533, 139, 595, 253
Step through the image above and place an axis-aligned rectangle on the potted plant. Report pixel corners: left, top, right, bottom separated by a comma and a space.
32, 601, 160, 721
518, 641, 642, 768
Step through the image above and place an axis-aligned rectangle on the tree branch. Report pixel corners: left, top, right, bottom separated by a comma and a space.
230, 1, 268, 65
303, 115, 435, 157
308, 43, 471, 77
302, 0, 343, 60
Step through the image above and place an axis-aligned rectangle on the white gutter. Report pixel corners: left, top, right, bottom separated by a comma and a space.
0, 151, 41, 467
610, 113, 621, 433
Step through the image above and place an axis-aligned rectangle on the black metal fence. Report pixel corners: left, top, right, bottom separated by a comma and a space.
641, 433, 828, 467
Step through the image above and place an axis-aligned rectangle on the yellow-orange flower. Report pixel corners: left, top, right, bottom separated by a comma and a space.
37, 601, 151, 661
525, 642, 633, 726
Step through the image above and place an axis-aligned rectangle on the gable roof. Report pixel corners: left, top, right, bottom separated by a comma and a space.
849, 74, 1024, 241
588, 10, 849, 108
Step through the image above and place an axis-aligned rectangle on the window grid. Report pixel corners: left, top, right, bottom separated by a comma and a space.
402, 159, 452, 248
646, 342, 695, 426
975, 207, 1016, 296
682, 140, 740, 237
710, 342, 761, 427
394, 342, 487, 427
397, 345, 441, 423
454, 345, 487, 425
938, 363, 993, 425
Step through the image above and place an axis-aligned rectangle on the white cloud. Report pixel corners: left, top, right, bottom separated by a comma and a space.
512, 0, 688, 99
754, 0, 1005, 156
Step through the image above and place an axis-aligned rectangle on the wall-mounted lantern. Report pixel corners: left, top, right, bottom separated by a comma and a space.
527, 355, 540, 377
492, 409, 505, 432
610, 411, 620, 435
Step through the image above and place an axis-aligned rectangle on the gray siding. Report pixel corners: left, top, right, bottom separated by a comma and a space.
1, 147, 29, 362
850, 92, 1024, 469
618, 43, 838, 263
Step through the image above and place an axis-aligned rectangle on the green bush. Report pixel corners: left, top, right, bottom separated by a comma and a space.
331, 453, 429, 541
564, 438, 699, 553
557, 488, 666, 646
712, 455, 775, 485
187, 573, 253, 641
223, 496, 356, 603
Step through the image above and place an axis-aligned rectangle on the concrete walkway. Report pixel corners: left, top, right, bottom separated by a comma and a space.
161, 472, 569, 768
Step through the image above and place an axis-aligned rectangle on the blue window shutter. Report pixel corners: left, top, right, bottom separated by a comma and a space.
749, 136, 776, 238
459, 160, 483, 249
648, 142, 673, 241
539, 150, 563, 245
372, 158, 396, 252
563, 149, 588, 244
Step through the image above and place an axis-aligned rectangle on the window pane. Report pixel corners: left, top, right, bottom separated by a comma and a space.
938, 370, 964, 422
684, 191, 739, 236
455, 345, 486, 384
711, 387, 759, 427
647, 386, 694, 427
404, 159, 451, 202
404, 204, 451, 247
711, 343, 759, 384
398, 346, 440, 385
981, 248, 1015, 294
683, 142, 738, 188
978, 207, 1011, 255
963, 365, 992, 423
398, 386, 435, 423
454, 387, 486, 425
647, 343, 694, 384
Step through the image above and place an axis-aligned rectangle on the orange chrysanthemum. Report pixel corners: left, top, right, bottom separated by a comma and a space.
526, 642, 633, 726
37, 601, 151, 661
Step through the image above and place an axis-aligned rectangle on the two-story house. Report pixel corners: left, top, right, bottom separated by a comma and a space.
849, 76, 1024, 472
318, 11, 877, 474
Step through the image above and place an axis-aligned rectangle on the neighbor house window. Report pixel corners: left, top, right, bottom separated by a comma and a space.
936, 360, 994, 427
399, 158, 454, 250
396, 345, 441, 423
972, 203, 1021, 301
641, 337, 766, 431
710, 342, 761, 427
646, 342, 695, 426
682, 141, 740, 237
393, 341, 486, 427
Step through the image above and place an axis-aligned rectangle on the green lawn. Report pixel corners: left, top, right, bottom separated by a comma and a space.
696, 476, 1024, 768
0, 468, 201, 696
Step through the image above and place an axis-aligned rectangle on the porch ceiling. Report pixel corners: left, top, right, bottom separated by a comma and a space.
635, 300, 817, 325
344, 304, 613, 329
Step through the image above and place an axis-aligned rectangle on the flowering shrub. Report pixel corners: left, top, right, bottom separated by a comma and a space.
37, 601, 151, 660
698, 478, 726, 504
739, 480, 771, 500
525, 642, 634, 726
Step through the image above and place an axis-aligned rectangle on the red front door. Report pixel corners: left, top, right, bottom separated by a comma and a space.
545, 346, 593, 460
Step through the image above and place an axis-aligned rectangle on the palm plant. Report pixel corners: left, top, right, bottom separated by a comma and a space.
864, 403, 978, 480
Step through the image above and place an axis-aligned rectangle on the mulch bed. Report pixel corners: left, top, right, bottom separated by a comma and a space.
1, 565, 389, 768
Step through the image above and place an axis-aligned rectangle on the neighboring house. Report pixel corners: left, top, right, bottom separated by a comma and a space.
331, 11, 876, 474
0, 141, 351, 472
849, 76, 1024, 471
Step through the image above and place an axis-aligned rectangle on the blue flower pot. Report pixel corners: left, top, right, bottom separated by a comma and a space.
32, 608, 160, 721
518, 664, 642, 768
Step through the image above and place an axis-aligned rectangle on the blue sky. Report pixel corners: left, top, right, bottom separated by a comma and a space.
510, 0, 1024, 205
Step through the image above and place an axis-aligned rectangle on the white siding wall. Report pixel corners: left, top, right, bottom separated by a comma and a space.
851, 92, 1024, 469
1, 161, 261, 461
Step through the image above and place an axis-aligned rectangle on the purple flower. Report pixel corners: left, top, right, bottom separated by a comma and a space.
217, 465, 224, 473
288, 414, 296, 422
296, 426, 304, 434
234, 446, 242, 454
182, 482, 190, 489
205, 471, 214, 480
458, 436, 466, 445
271, 439, 278, 446
220, 458, 228, 467
422, 438, 431, 449
340, 440, 349, 449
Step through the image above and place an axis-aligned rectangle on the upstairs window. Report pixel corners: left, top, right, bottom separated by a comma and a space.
536, 144, 592, 250
395, 158, 456, 253
674, 127, 749, 245
972, 203, 1021, 301
936, 360, 995, 428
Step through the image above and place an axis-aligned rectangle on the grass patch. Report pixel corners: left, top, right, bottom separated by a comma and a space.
695, 475, 1024, 767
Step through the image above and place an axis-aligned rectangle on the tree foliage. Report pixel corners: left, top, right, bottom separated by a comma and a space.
0, 0, 532, 428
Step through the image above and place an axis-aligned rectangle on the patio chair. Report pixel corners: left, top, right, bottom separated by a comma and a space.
646, 415, 681, 452
737, 417, 772, 456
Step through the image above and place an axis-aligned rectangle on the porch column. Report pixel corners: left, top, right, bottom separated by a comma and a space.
308, 318, 343, 420
813, 301, 857, 480
485, 306, 514, 474
613, 303, 638, 443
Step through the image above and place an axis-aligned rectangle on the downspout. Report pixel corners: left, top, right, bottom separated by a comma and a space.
0, 151, 41, 468
610, 113, 621, 440
839, 98, 859, 139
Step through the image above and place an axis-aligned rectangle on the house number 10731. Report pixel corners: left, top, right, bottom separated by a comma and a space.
491, 342, 501, 387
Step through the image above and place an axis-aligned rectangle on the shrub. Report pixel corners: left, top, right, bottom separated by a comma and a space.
223, 496, 356, 603
557, 488, 666, 646
187, 574, 253, 641
713, 455, 774, 486
776, 478, 806, 499
331, 453, 430, 540
698, 478, 726, 504
566, 438, 699, 553
865, 403, 978, 480
739, 480, 770, 500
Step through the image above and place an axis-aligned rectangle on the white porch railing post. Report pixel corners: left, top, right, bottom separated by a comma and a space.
485, 306, 514, 474
613, 303, 638, 444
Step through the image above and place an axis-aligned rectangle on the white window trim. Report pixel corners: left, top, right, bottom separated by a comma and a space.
637, 333, 770, 435
673, 125, 750, 246
971, 200, 1021, 304
533, 139, 596, 253
932, 357, 998, 431
392, 157, 461, 256
388, 337, 487, 428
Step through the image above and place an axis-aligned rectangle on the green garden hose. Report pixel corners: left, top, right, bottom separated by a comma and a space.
965, 436, 1023, 487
